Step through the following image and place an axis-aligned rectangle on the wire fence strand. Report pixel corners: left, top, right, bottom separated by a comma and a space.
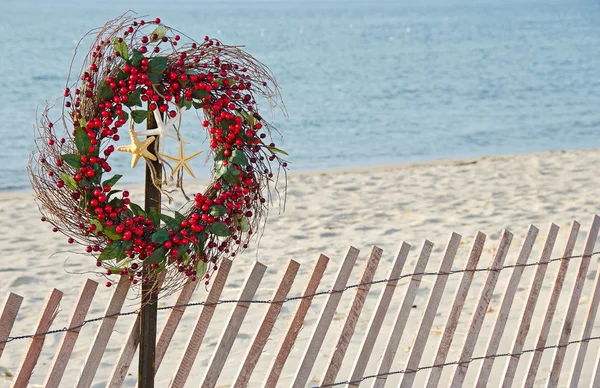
313, 334, 600, 387
1, 250, 599, 346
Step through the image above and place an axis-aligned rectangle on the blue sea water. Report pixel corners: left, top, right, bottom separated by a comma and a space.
1, 0, 599, 190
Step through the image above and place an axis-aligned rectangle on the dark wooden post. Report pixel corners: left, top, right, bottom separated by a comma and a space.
139, 106, 162, 387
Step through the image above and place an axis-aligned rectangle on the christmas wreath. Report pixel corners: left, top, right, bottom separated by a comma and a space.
29, 14, 286, 288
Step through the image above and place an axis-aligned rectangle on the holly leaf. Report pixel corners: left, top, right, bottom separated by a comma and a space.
196, 260, 207, 276
192, 89, 209, 100
151, 25, 167, 42
145, 246, 166, 265
90, 219, 104, 232
160, 214, 179, 230
129, 49, 144, 67
74, 127, 91, 154
102, 174, 122, 188
192, 101, 203, 110
106, 266, 124, 274
97, 81, 114, 102
124, 89, 142, 107
103, 226, 121, 240
230, 150, 248, 166
223, 167, 241, 185
61, 154, 81, 168
114, 38, 129, 60
210, 222, 232, 237
214, 150, 227, 162
148, 208, 160, 227
234, 215, 251, 233
147, 56, 168, 83
151, 229, 170, 244
98, 240, 132, 262
266, 146, 289, 156
238, 110, 257, 126
210, 205, 227, 217
59, 173, 78, 190
131, 110, 148, 124
174, 211, 186, 224
129, 202, 146, 217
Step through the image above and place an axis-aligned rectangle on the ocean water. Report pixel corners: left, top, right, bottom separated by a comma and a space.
1, 0, 600, 190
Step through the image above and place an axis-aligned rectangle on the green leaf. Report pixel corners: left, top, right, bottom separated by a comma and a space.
61, 154, 81, 168
192, 89, 209, 100
131, 110, 148, 124
106, 266, 124, 274
129, 202, 146, 217
59, 173, 78, 190
151, 229, 170, 244
90, 219, 104, 232
238, 110, 257, 126
98, 240, 132, 262
97, 81, 114, 102
223, 167, 241, 185
124, 89, 142, 107
160, 214, 179, 230
145, 247, 166, 265
210, 205, 227, 217
147, 56, 168, 83
74, 127, 91, 154
113, 38, 129, 60
129, 50, 144, 67
174, 211, 186, 224
234, 215, 251, 233
150, 25, 167, 42
103, 226, 122, 240
210, 222, 232, 237
266, 146, 289, 156
230, 150, 248, 166
192, 101, 203, 110
196, 260, 207, 275
214, 150, 227, 162
148, 208, 160, 227
102, 174, 122, 188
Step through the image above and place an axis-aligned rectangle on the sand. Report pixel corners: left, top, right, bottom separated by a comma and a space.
0, 148, 599, 387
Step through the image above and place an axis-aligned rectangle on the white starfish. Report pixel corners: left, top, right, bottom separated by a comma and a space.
135, 107, 189, 155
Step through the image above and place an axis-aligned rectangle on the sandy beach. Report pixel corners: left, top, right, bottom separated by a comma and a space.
0, 148, 599, 387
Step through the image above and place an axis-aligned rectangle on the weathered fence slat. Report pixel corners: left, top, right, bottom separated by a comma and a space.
426, 232, 486, 388
474, 225, 538, 387
546, 214, 600, 388
44, 279, 98, 388
592, 346, 600, 388
169, 258, 232, 388
568, 237, 600, 386
400, 233, 462, 388
108, 314, 139, 388
108, 272, 166, 388
155, 276, 197, 372
11, 288, 63, 388
264, 254, 329, 388
0, 292, 24, 359
523, 221, 580, 387
292, 246, 361, 388
321, 246, 383, 385
76, 275, 129, 388
449, 230, 513, 388
372, 240, 434, 388
201, 261, 267, 388
348, 242, 411, 387
233, 259, 300, 388
500, 224, 559, 387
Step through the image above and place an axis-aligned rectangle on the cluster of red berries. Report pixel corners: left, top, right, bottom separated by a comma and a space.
38, 17, 286, 287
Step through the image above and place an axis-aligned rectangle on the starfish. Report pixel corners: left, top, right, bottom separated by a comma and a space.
117, 125, 157, 168
135, 107, 189, 155
160, 140, 204, 179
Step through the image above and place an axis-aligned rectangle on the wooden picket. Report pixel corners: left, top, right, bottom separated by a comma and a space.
0, 215, 600, 387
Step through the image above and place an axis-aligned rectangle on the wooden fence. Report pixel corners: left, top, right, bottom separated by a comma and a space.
1, 215, 600, 387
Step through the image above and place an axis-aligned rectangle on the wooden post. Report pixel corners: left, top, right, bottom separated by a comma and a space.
140, 106, 162, 388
